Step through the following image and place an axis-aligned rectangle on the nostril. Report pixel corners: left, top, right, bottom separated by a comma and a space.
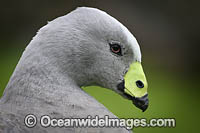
136, 80, 144, 88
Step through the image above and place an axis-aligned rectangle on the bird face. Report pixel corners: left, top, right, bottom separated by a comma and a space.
71, 7, 149, 112
89, 37, 148, 112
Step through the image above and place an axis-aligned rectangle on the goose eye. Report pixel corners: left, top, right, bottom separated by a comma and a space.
109, 43, 122, 55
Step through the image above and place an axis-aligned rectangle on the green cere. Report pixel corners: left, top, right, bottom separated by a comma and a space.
124, 61, 148, 98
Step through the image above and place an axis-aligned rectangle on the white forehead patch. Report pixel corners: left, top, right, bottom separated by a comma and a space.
121, 25, 142, 62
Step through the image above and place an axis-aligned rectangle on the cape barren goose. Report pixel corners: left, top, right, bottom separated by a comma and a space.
0, 7, 148, 133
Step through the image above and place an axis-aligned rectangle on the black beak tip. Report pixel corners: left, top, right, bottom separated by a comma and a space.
132, 94, 149, 112
141, 104, 148, 112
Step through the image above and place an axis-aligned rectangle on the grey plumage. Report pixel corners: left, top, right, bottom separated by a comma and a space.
0, 7, 142, 133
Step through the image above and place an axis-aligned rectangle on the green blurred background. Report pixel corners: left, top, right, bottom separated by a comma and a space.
0, 0, 199, 132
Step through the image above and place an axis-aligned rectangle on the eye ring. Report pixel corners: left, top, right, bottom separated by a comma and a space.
109, 42, 122, 56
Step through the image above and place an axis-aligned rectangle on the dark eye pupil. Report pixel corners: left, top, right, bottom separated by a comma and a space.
112, 45, 119, 51
109, 43, 122, 55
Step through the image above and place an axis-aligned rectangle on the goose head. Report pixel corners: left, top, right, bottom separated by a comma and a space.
30, 7, 148, 112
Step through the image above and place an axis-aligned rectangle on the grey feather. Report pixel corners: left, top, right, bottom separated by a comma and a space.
0, 7, 141, 133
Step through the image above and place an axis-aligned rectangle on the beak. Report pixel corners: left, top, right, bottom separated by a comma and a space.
119, 61, 149, 112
